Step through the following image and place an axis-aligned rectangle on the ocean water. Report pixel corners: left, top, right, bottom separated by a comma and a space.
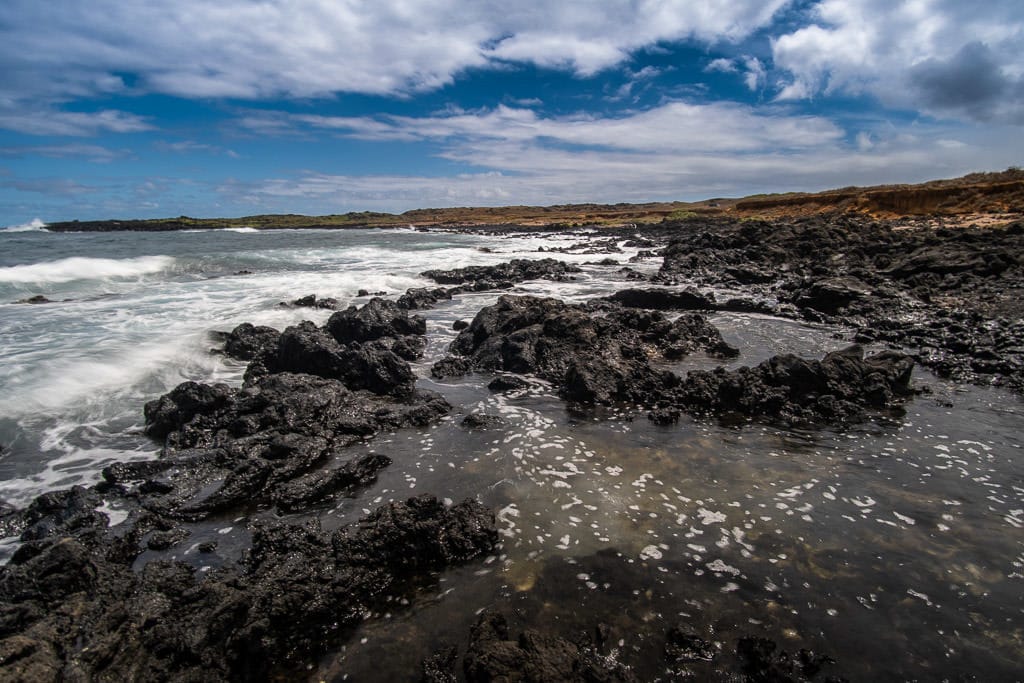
1, 225, 1022, 679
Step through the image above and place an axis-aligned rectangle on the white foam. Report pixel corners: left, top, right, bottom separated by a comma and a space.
3, 218, 48, 232
639, 545, 663, 560
0, 255, 175, 284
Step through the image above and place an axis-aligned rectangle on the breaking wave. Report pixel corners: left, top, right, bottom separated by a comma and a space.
0, 255, 176, 284
3, 218, 48, 232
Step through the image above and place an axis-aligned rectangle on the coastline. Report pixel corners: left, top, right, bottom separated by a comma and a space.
1, 214, 1022, 680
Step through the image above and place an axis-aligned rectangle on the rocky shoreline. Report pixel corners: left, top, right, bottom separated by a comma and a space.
1, 214, 1022, 680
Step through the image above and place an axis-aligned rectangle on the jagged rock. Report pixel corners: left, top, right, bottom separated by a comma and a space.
146, 527, 190, 551
245, 321, 416, 396
422, 258, 581, 286
282, 294, 339, 309
437, 295, 734, 405
397, 287, 453, 310
605, 287, 716, 310
272, 453, 392, 512
784, 277, 876, 315
736, 637, 838, 682
431, 356, 473, 379
223, 322, 281, 361
144, 381, 233, 439
680, 345, 915, 426
0, 496, 497, 682
326, 298, 426, 344
139, 373, 449, 517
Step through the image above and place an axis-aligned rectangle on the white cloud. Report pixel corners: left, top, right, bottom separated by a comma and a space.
219, 105, 1024, 213
742, 57, 767, 91
216, 124, 1024, 214
705, 58, 738, 73
0, 0, 791, 107
248, 101, 844, 154
0, 143, 129, 163
154, 140, 238, 157
0, 109, 152, 137
772, 0, 1024, 122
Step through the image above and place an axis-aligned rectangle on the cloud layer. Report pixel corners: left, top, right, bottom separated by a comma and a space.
772, 0, 1024, 122
1, 1, 1022, 224
0, 0, 788, 104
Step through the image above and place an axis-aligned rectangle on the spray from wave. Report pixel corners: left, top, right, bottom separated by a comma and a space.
0, 255, 176, 284
3, 218, 48, 232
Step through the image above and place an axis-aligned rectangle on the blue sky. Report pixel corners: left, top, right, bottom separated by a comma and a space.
1, 0, 1022, 225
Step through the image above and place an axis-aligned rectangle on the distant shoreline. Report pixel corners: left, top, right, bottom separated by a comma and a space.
38, 168, 1024, 232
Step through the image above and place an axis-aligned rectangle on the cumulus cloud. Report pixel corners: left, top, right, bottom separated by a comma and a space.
705, 58, 739, 73
772, 0, 1024, 122
0, 0, 790, 108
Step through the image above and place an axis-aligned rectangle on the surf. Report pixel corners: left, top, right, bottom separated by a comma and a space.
0, 255, 176, 284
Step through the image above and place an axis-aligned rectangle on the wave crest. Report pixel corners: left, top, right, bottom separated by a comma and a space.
4, 218, 48, 232
0, 255, 175, 284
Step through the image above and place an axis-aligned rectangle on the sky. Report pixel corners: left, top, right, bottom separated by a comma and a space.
1, 0, 1023, 225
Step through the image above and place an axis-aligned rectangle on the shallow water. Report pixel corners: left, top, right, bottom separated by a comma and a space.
0, 226, 1022, 680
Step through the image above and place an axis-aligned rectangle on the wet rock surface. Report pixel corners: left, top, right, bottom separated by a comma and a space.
395, 259, 584, 312
431, 295, 694, 405
139, 371, 448, 518
656, 216, 1024, 392
0, 294, 496, 681
0, 496, 496, 682
222, 322, 281, 361
431, 294, 908, 426
282, 293, 340, 309
678, 344, 916, 427
422, 258, 581, 288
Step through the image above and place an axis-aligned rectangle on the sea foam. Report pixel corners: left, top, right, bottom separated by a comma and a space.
0, 255, 175, 284
2, 218, 48, 232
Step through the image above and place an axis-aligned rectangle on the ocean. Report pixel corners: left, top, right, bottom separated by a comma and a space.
1, 224, 1022, 679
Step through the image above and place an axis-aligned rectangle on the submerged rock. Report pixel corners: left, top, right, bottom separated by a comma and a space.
462, 611, 638, 683
460, 413, 504, 430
